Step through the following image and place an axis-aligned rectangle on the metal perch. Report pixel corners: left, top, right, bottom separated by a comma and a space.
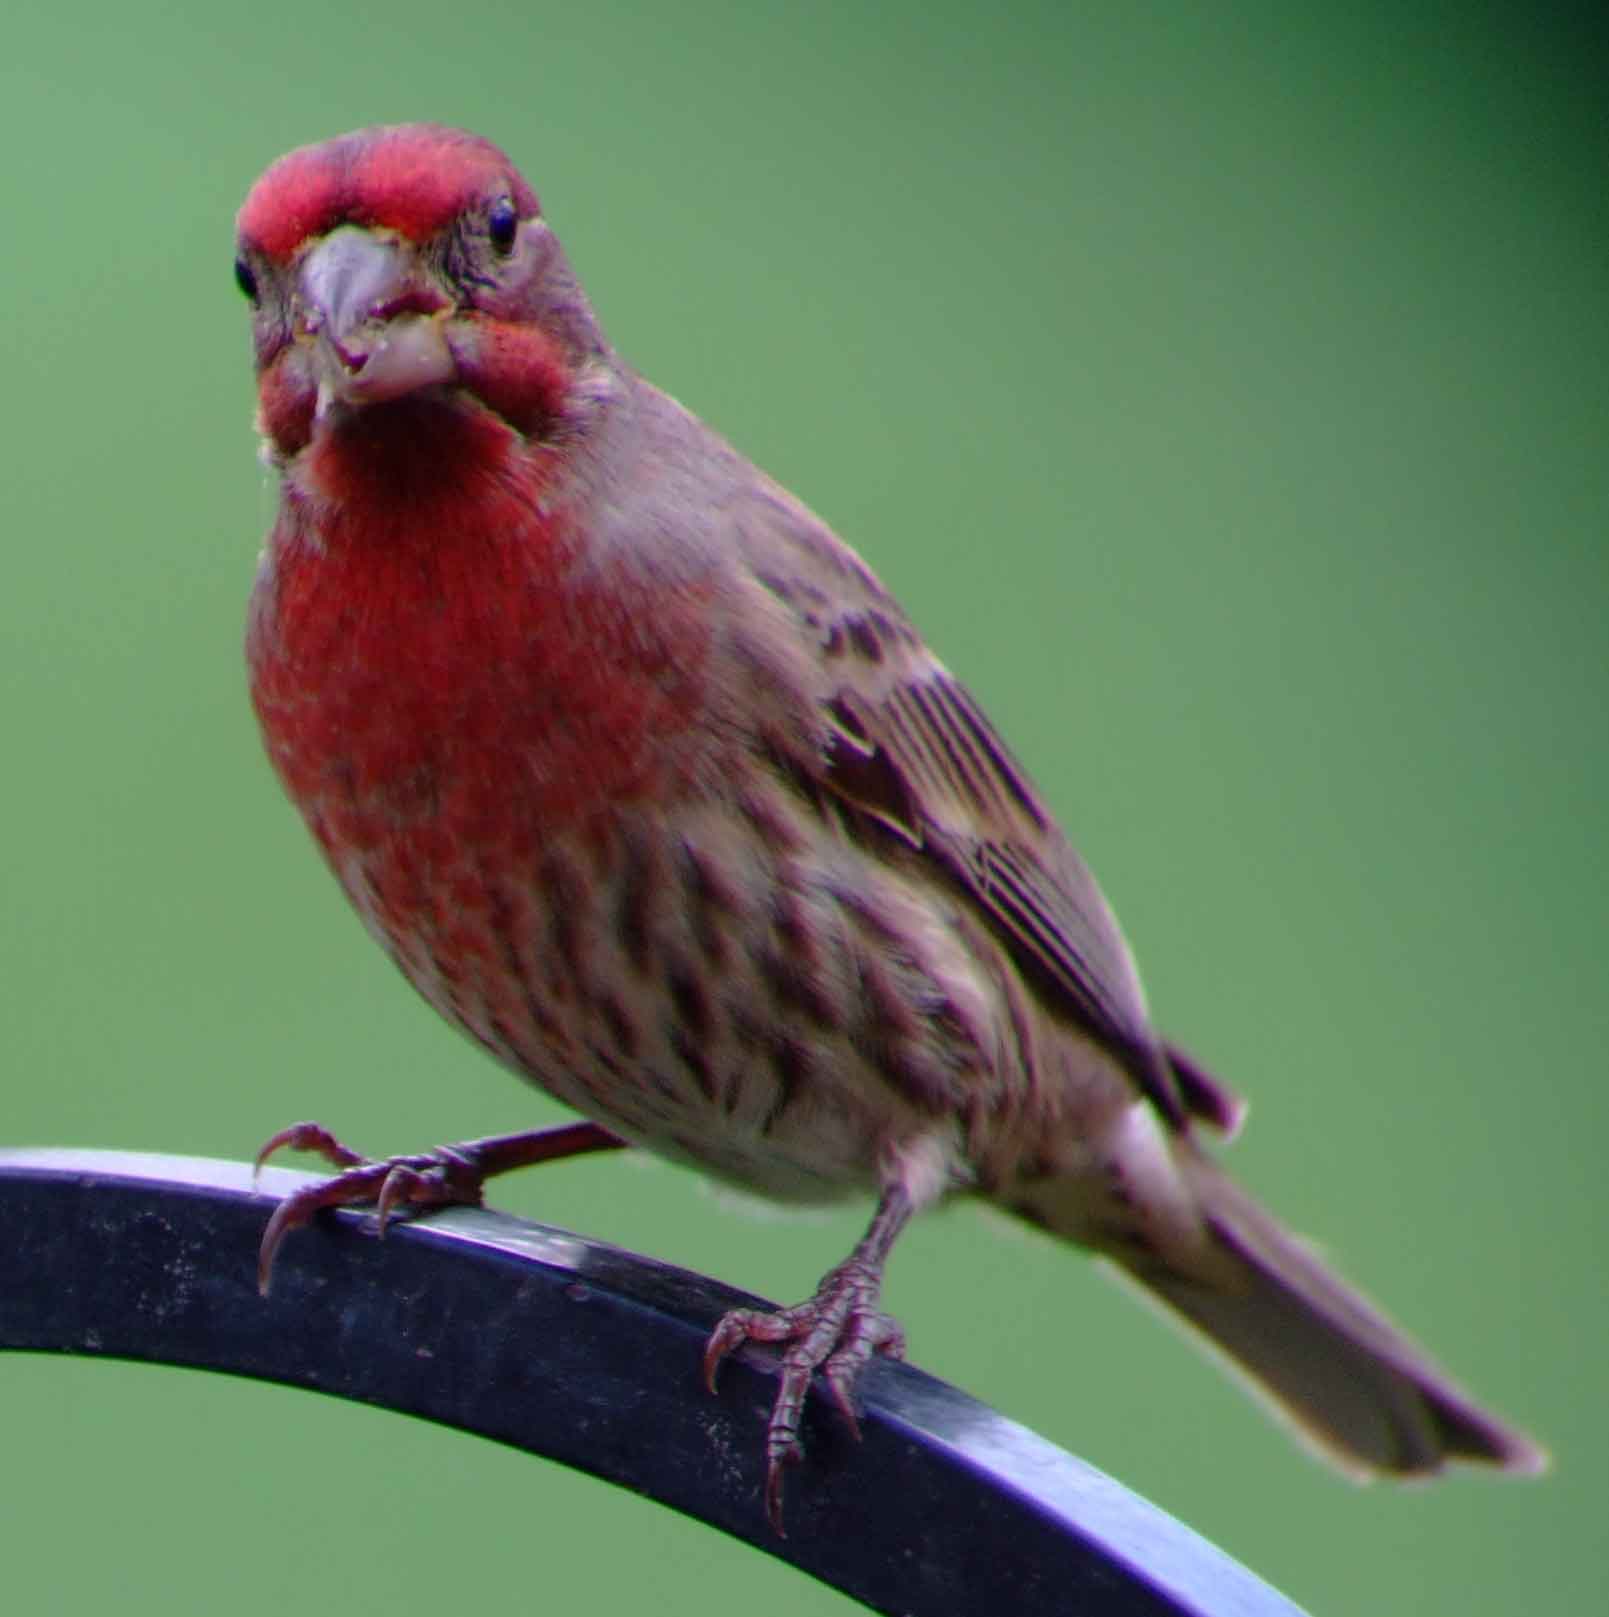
0, 1147, 1303, 1616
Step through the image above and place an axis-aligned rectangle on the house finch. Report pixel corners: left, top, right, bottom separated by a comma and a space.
237, 124, 1544, 1530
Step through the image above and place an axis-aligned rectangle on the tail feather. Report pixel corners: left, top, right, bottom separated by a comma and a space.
1007, 1139, 1545, 1477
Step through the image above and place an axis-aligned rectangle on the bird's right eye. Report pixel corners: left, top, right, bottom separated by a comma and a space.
234, 256, 260, 303
487, 197, 519, 255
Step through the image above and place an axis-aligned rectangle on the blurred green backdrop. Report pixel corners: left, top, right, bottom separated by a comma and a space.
4, 2, 1603, 1612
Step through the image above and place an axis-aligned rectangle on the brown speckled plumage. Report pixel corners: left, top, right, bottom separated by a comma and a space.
238, 124, 1544, 1531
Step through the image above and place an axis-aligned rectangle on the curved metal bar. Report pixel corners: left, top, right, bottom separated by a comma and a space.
0, 1148, 1303, 1617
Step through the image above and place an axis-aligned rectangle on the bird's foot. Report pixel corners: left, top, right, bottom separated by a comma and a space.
253, 1119, 625, 1294
703, 1250, 907, 1534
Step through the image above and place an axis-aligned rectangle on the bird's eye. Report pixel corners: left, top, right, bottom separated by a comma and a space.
234, 256, 259, 303
487, 198, 519, 256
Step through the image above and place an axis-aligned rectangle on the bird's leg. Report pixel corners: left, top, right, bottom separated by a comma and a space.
704, 1183, 913, 1533
253, 1120, 627, 1294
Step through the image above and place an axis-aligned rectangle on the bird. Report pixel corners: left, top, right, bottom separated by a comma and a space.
235, 123, 1544, 1532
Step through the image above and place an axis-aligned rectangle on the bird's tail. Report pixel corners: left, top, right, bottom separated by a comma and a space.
1004, 1134, 1545, 1477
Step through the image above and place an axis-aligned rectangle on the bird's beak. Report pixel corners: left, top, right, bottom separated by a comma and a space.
297, 226, 456, 412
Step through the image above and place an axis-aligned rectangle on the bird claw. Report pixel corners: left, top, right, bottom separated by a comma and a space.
254, 1119, 366, 1177
254, 1128, 492, 1295
252, 1118, 628, 1295
703, 1256, 905, 1535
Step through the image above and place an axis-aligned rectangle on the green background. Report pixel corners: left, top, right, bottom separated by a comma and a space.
4, 3, 1602, 1612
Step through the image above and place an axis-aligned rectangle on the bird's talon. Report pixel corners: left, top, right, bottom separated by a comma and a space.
252, 1122, 624, 1295
764, 1463, 791, 1538
702, 1311, 756, 1391
701, 1202, 907, 1532
254, 1119, 368, 1178
825, 1371, 863, 1437
375, 1165, 416, 1234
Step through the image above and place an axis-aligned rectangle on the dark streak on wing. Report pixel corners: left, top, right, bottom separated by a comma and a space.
1163, 1040, 1246, 1136
740, 492, 1190, 1126
862, 665, 1186, 1125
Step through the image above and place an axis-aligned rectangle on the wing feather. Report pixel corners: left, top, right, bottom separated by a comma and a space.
735, 482, 1189, 1124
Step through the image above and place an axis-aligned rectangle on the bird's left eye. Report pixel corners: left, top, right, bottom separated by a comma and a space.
487, 198, 519, 255
234, 256, 259, 303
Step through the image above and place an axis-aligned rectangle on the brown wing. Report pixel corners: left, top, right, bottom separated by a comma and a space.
734, 481, 1190, 1126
